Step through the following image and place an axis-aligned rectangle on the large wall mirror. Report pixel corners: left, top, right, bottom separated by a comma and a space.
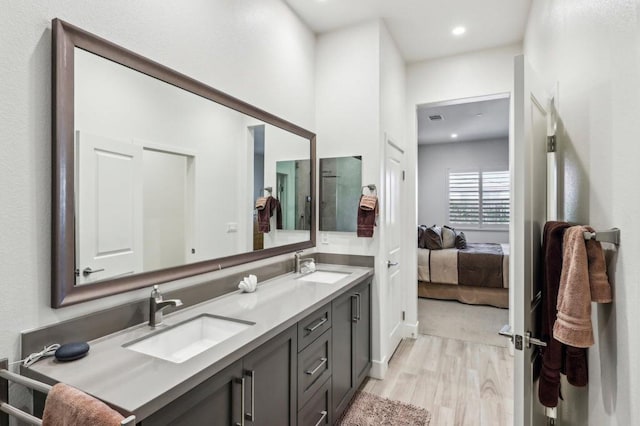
52, 19, 316, 307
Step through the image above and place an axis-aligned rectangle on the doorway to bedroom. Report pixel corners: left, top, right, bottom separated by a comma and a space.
414, 93, 513, 421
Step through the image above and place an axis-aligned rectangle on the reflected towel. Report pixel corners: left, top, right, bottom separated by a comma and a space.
255, 196, 268, 210
256, 196, 282, 233
42, 383, 125, 426
357, 195, 378, 238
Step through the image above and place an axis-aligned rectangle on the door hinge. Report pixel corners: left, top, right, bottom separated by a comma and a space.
547, 135, 556, 153
402, 311, 405, 321
402, 170, 406, 181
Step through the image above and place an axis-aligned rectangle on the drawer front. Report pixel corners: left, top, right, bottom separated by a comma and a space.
298, 329, 332, 408
298, 303, 332, 351
298, 377, 331, 426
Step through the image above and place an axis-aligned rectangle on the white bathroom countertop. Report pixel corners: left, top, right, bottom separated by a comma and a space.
25, 263, 373, 421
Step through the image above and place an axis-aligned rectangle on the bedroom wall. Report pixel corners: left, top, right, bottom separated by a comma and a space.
524, 1, 640, 425
417, 137, 509, 244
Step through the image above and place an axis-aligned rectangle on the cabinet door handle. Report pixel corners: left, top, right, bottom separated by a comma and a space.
244, 370, 255, 422
351, 295, 358, 322
355, 293, 361, 321
314, 410, 328, 426
235, 377, 245, 426
305, 317, 328, 333
305, 357, 328, 376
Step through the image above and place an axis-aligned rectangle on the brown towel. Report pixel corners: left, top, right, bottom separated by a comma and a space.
255, 196, 268, 210
538, 221, 588, 408
43, 383, 125, 426
585, 226, 612, 303
357, 195, 378, 237
256, 196, 282, 233
359, 195, 377, 210
554, 226, 594, 347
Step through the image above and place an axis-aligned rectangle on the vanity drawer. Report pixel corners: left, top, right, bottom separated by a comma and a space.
298, 303, 332, 351
298, 377, 331, 426
298, 329, 332, 408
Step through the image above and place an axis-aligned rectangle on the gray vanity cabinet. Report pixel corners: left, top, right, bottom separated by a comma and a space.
331, 279, 372, 422
243, 326, 297, 426
140, 326, 297, 426
141, 360, 243, 426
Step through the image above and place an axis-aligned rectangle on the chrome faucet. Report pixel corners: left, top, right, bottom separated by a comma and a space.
294, 250, 315, 274
149, 285, 183, 327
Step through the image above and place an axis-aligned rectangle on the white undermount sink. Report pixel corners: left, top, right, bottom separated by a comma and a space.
297, 270, 350, 284
124, 314, 254, 363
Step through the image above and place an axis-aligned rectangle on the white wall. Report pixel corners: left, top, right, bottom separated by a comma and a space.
524, 2, 640, 425
0, 0, 315, 382
417, 138, 509, 244
315, 20, 408, 377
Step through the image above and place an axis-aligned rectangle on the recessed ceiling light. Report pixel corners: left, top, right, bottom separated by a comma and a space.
451, 133, 458, 139
452, 26, 466, 36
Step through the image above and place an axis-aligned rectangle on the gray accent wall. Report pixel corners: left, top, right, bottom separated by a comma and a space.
418, 137, 509, 244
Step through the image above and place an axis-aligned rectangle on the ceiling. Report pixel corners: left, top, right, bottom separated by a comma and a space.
284, 0, 531, 62
417, 97, 509, 145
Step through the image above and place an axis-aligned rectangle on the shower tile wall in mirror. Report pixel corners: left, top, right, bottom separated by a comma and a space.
319, 156, 362, 232
74, 48, 311, 286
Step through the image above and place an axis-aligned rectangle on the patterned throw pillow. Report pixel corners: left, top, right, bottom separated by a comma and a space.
442, 226, 456, 249
424, 225, 443, 250
454, 230, 467, 249
417, 225, 428, 248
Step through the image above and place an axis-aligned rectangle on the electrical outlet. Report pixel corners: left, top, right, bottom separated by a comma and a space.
321, 233, 329, 244
227, 222, 238, 233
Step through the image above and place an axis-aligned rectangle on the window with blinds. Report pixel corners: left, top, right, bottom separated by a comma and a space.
448, 170, 510, 227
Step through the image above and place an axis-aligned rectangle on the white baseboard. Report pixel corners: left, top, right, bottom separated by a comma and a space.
369, 356, 388, 380
404, 321, 419, 339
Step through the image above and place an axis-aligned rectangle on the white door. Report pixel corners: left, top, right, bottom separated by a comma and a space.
76, 132, 143, 284
385, 136, 405, 355
511, 55, 552, 425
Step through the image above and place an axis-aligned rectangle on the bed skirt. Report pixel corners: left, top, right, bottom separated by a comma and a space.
418, 281, 509, 309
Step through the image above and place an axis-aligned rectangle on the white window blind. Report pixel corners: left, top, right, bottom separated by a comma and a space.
448, 170, 510, 227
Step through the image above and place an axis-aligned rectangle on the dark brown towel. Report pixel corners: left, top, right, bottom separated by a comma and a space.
256, 196, 282, 233
42, 383, 125, 426
538, 222, 588, 408
357, 195, 378, 237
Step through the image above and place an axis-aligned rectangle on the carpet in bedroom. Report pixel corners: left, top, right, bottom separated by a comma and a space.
418, 298, 509, 347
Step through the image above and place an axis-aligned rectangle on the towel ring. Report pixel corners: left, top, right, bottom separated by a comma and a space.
361, 184, 377, 195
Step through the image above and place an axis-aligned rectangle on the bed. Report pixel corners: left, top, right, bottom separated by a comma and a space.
418, 242, 509, 308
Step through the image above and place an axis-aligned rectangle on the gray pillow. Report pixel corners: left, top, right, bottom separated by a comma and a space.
417, 225, 428, 248
442, 226, 456, 249
424, 225, 443, 250
454, 230, 467, 249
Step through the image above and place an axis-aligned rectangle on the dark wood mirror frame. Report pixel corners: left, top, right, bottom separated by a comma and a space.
52, 19, 316, 308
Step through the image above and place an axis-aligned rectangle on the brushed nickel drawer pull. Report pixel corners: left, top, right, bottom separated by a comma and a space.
305, 357, 327, 376
235, 376, 245, 426
314, 410, 328, 426
305, 317, 328, 333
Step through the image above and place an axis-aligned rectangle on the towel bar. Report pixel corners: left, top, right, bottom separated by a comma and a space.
583, 227, 620, 245
0, 359, 135, 426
